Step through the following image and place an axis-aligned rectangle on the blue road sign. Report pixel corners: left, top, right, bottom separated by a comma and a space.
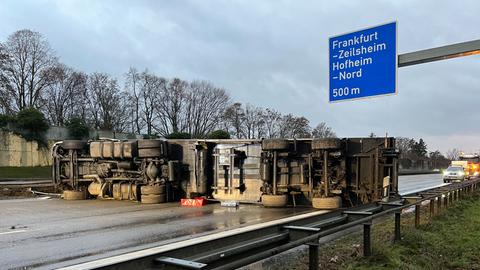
329, 22, 397, 102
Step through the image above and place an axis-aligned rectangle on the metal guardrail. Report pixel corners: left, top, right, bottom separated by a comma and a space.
62, 179, 480, 270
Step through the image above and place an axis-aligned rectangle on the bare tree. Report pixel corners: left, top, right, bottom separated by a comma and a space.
279, 114, 311, 138
124, 67, 143, 134
124, 70, 230, 138
445, 148, 461, 161
183, 80, 229, 137
154, 78, 187, 136
262, 108, 282, 138
223, 102, 245, 138
42, 63, 87, 126
242, 104, 265, 139
86, 72, 129, 132
0, 29, 57, 111
395, 137, 412, 159
0, 43, 13, 114
140, 70, 163, 136
312, 122, 336, 138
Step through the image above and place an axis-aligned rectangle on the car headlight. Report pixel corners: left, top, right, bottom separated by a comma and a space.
443, 171, 448, 176
459, 172, 465, 176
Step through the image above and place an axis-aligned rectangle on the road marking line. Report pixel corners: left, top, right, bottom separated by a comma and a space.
0, 229, 28, 235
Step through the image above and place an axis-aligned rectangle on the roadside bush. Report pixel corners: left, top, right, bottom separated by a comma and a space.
207, 130, 231, 139
142, 134, 158, 139
0, 114, 14, 129
166, 132, 192, 139
14, 107, 49, 146
66, 117, 89, 139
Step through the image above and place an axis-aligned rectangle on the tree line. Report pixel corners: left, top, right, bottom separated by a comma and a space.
0, 29, 335, 139
395, 137, 456, 169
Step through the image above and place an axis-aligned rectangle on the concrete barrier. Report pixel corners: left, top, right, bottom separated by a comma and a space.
0, 131, 53, 167
0, 127, 141, 167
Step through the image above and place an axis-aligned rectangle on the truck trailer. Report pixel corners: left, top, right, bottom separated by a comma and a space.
52, 137, 399, 209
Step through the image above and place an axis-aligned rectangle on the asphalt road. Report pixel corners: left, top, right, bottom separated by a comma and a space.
398, 173, 445, 195
0, 198, 315, 269
0, 174, 443, 270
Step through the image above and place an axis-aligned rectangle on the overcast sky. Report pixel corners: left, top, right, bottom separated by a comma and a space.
0, 0, 479, 154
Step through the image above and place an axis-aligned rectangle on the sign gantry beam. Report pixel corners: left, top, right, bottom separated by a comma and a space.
398, 39, 480, 67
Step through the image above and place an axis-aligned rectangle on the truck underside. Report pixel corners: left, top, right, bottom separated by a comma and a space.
52, 137, 399, 209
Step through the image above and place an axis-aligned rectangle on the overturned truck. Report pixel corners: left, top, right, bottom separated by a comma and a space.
52, 137, 399, 209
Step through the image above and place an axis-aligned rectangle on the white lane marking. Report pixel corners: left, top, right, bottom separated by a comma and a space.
58, 210, 329, 270
0, 229, 28, 235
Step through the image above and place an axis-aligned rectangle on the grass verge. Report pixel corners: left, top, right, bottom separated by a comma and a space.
343, 192, 480, 270
253, 191, 480, 270
0, 166, 51, 179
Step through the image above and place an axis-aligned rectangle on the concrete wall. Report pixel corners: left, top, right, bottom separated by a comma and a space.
0, 127, 141, 167
0, 131, 53, 167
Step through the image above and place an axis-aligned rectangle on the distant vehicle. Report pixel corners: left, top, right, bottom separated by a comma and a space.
459, 154, 480, 178
443, 166, 466, 183
453, 153, 480, 179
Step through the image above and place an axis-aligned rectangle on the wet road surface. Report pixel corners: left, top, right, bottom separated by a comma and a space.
398, 173, 445, 195
0, 174, 443, 269
0, 198, 313, 269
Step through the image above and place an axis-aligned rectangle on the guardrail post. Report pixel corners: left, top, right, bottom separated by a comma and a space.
414, 204, 420, 228
437, 196, 442, 213
363, 222, 372, 256
308, 241, 319, 270
394, 211, 401, 242
444, 193, 449, 208
429, 199, 435, 217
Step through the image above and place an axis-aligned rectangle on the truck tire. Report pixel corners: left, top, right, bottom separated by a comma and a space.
262, 139, 289, 151
138, 148, 163, 158
138, 139, 164, 149
141, 194, 166, 204
62, 140, 87, 150
63, 190, 86, 200
141, 185, 165, 195
312, 197, 342, 209
311, 138, 341, 150
262, 194, 288, 207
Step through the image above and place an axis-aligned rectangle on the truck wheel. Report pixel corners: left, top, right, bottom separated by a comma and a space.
141, 194, 166, 204
62, 140, 87, 150
262, 139, 289, 151
138, 139, 164, 149
262, 194, 288, 207
141, 185, 165, 195
138, 148, 163, 158
312, 197, 342, 209
63, 190, 86, 200
311, 138, 341, 150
